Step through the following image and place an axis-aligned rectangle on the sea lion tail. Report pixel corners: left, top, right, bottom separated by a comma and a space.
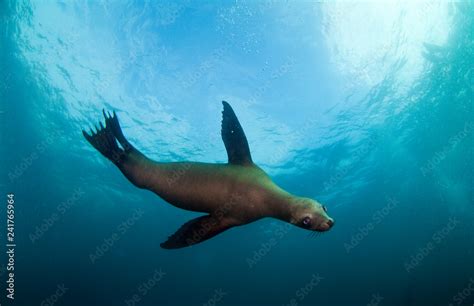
82, 110, 135, 165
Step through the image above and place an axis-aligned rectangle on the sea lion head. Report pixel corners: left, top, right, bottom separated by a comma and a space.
291, 198, 334, 232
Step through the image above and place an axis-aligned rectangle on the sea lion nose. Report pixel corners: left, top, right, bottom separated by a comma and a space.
327, 218, 334, 228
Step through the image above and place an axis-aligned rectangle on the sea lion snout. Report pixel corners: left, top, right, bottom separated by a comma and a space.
317, 218, 335, 231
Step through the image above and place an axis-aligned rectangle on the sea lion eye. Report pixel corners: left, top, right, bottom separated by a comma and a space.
302, 216, 311, 227
322, 205, 328, 212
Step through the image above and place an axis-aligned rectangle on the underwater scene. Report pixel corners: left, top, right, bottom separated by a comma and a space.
0, 1, 473, 305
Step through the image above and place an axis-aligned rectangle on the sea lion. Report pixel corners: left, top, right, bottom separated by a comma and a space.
83, 101, 334, 249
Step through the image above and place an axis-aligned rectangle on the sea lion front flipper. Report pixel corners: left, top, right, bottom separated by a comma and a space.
160, 215, 235, 249
221, 101, 253, 165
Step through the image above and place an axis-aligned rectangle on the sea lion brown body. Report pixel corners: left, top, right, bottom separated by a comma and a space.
83, 101, 334, 249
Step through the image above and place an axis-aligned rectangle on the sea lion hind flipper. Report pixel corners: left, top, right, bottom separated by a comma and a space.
160, 215, 235, 249
221, 101, 253, 165
105, 110, 133, 150
82, 110, 136, 164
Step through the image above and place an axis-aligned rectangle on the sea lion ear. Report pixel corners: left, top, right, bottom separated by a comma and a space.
160, 215, 235, 249
221, 101, 253, 166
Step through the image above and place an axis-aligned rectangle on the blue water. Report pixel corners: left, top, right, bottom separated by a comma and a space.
1, 1, 473, 305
